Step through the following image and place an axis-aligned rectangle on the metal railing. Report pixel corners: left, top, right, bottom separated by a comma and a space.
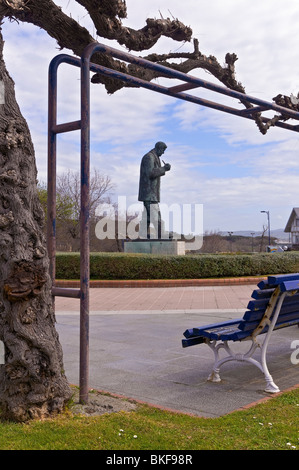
48, 42, 299, 403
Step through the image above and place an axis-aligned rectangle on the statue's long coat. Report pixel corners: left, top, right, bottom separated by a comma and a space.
138, 149, 166, 202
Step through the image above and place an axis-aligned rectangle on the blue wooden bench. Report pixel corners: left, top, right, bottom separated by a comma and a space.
182, 273, 299, 393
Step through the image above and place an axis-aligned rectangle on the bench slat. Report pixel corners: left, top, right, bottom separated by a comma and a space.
247, 292, 299, 311
182, 336, 205, 348
257, 280, 273, 290
243, 309, 267, 321
182, 318, 299, 346
273, 317, 299, 330
220, 318, 299, 341
239, 311, 299, 331
193, 320, 242, 341
183, 315, 299, 345
219, 329, 252, 341
251, 288, 275, 300
183, 328, 197, 339
183, 318, 242, 339
257, 273, 299, 290
268, 273, 299, 285
247, 298, 270, 310
243, 301, 299, 322
280, 280, 299, 292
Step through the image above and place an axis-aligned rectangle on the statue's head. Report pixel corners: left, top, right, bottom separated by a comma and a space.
155, 141, 167, 156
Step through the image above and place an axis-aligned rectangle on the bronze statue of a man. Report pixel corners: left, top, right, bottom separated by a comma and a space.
138, 141, 171, 238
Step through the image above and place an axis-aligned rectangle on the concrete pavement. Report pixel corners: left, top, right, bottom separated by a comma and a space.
55, 284, 299, 417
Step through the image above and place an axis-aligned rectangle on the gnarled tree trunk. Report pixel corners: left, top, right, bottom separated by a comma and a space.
0, 29, 71, 421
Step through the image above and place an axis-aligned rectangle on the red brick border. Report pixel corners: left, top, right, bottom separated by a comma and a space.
237, 383, 299, 412
72, 382, 299, 418
55, 277, 266, 288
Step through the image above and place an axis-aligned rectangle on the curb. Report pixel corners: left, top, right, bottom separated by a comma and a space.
55, 277, 266, 288
81, 382, 299, 419
237, 383, 299, 412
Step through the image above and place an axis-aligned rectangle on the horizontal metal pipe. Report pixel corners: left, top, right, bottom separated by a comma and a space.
239, 106, 270, 115
49, 47, 299, 135
52, 120, 81, 134
168, 83, 202, 93
49, 54, 81, 73
85, 63, 299, 132
52, 287, 81, 298
86, 43, 299, 122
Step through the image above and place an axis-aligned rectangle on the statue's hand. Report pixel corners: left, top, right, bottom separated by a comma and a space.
164, 163, 171, 171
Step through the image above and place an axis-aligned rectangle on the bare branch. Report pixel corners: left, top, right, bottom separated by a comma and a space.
3, 0, 29, 11
273, 93, 299, 112
0, 0, 95, 53
76, 0, 192, 51
76, 0, 127, 20
0, 0, 296, 134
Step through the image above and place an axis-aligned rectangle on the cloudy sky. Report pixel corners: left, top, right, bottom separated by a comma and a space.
2, 0, 299, 235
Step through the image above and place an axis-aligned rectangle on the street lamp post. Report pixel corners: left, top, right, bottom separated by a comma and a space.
228, 231, 233, 252
251, 232, 255, 252
261, 211, 271, 246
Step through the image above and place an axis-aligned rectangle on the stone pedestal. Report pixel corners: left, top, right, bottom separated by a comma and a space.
124, 239, 185, 255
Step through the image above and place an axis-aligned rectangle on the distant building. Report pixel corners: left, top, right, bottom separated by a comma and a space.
284, 208, 299, 246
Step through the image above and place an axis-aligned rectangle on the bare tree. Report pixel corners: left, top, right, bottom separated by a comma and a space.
0, 0, 295, 421
56, 168, 114, 246
259, 225, 268, 253
37, 181, 74, 229
201, 231, 228, 253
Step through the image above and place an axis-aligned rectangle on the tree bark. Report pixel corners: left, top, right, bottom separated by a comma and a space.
0, 28, 71, 422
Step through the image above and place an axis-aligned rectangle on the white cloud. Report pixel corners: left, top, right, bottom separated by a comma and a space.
2, 1, 299, 233
173, 101, 293, 146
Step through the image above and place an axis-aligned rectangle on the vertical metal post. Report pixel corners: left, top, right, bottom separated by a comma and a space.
48, 54, 90, 404
47, 60, 58, 294
79, 52, 91, 404
261, 210, 271, 247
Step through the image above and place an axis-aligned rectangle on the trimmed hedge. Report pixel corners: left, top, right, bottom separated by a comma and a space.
55, 252, 299, 280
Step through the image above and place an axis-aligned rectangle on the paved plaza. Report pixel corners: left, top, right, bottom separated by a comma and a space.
55, 284, 299, 417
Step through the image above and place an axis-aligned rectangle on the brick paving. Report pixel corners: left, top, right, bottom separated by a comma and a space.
54, 283, 256, 312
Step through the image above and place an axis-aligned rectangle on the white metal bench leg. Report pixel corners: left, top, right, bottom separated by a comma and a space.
207, 339, 261, 384
263, 375, 280, 393
206, 334, 281, 393
258, 292, 287, 393
206, 340, 224, 383
207, 369, 221, 383
260, 337, 280, 393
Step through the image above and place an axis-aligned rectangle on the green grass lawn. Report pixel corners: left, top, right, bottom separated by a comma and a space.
0, 387, 298, 450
